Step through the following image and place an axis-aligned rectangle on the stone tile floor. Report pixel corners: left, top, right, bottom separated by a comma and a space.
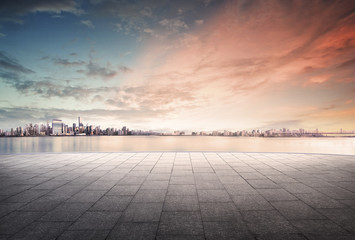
0, 152, 354, 239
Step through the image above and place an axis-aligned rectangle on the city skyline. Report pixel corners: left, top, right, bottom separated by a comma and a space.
1, 115, 354, 137
1, 0, 355, 131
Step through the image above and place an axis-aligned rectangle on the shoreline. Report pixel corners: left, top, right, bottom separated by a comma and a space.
1, 135, 355, 138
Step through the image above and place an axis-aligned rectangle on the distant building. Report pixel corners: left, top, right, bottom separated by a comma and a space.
78, 117, 83, 128
52, 119, 63, 135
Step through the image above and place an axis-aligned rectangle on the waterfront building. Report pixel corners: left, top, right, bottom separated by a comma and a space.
52, 119, 63, 135
78, 117, 83, 127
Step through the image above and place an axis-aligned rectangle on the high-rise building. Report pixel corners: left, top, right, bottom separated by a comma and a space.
78, 117, 83, 127
63, 125, 68, 135
52, 119, 63, 135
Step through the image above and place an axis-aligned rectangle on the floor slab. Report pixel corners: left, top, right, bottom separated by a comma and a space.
0, 152, 354, 239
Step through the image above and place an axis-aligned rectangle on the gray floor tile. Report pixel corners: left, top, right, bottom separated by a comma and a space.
69, 211, 122, 230
197, 189, 231, 202
295, 192, 346, 208
58, 230, 109, 240
170, 176, 195, 185
120, 202, 163, 222
290, 219, 350, 235
132, 189, 166, 202
247, 179, 280, 189
317, 208, 355, 232
10, 221, 71, 240
203, 221, 253, 240
106, 185, 141, 196
158, 212, 203, 236
0, 211, 45, 235
163, 195, 199, 211
1, 152, 355, 239
40, 202, 92, 221
255, 233, 307, 240
108, 222, 158, 240
200, 202, 241, 221
242, 210, 298, 234
67, 190, 106, 203
167, 185, 197, 196
195, 180, 224, 189
18, 199, 62, 212
141, 180, 169, 190
232, 194, 274, 210
272, 201, 325, 220
4, 189, 49, 203
90, 195, 132, 211
279, 183, 316, 194
257, 189, 297, 201
224, 183, 258, 195
0, 203, 24, 218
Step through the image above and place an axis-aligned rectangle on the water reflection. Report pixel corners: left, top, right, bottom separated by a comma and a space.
0, 136, 354, 155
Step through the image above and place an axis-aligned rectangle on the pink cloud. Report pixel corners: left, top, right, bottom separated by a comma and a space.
125, 0, 355, 130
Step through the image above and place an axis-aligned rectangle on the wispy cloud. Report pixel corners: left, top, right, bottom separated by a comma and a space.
52, 58, 86, 67
125, 0, 355, 130
0, 0, 83, 24
0, 106, 173, 129
194, 19, 204, 26
0, 51, 34, 74
80, 19, 95, 29
1, 0, 354, 131
84, 61, 117, 79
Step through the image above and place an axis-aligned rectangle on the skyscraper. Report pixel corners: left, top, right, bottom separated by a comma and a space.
52, 119, 63, 135
78, 117, 83, 127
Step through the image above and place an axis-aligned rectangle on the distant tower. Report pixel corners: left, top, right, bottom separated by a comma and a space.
78, 117, 83, 127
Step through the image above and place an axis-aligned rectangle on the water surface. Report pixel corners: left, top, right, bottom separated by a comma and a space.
0, 136, 354, 155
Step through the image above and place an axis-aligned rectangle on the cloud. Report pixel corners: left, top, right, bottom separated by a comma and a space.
1, 0, 355, 131
159, 18, 188, 32
0, 0, 83, 16
203, 0, 213, 7
76, 59, 132, 80
119, 66, 132, 73
52, 58, 86, 67
85, 61, 117, 79
124, 0, 355, 130
92, 0, 211, 39
0, 0, 84, 25
143, 28, 154, 34
194, 19, 204, 26
2, 73, 117, 101
305, 74, 332, 86
0, 106, 173, 130
337, 57, 355, 69
0, 52, 116, 100
0, 51, 34, 74
80, 19, 95, 29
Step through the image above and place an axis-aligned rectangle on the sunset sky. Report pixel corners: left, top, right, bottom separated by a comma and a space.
0, 0, 355, 132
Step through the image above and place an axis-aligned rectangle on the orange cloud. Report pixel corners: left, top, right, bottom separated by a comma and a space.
121, 0, 355, 130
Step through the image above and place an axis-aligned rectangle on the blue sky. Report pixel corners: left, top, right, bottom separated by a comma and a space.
1, 0, 355, 132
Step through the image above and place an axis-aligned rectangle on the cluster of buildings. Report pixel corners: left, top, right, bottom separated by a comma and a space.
0, 117, 354, 137
193, 128, 322, 137
0, 117, 159, 137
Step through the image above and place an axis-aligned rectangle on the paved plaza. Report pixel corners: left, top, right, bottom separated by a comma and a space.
0, 152, 354, 239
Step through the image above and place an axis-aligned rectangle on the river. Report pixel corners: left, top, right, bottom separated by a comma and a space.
0, 136, 354, 155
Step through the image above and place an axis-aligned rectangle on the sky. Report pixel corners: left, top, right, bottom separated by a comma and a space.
0, 0, 355, 132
